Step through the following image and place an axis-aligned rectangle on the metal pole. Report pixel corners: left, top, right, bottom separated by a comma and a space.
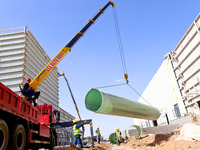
59, 72, 82, 120
90, 121, 94, 148
58, 72, 85, 138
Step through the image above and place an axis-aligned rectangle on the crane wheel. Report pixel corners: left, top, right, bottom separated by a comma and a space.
0, 119, 9, 150
12, 124, 26, 150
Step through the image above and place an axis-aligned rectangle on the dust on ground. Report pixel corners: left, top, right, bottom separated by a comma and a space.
54, 123, 200, 150
96, 127, 200, 150
97, 134, 200, 150
54, 133, 200, 150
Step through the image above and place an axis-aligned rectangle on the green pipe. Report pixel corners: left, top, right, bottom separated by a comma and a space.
109, 133, 116, 144
85, 89, 160, 120
126, 125, 142, 139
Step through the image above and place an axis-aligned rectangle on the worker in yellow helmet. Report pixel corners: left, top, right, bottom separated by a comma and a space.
73, 119, 87, 148
115, 128, 122, 146
95, 126, 101, 144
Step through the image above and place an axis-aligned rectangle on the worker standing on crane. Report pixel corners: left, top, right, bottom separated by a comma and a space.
115, 128, 122, 146
96, 126, 101, 144
21, 78, 38, 106
23, 78, 32, 97
73, 119, 87, 148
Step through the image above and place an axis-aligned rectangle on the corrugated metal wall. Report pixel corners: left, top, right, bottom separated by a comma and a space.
134, 13, 200, 127
170, 14, 200, 114
0, 26, 74, 120
0, 27, 60, 108
134, 58, 186, 127
0, 27, 75, 144
0, 27, 25, 92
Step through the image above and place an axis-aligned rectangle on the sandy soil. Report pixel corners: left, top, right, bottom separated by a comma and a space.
54, 133, 200, 150
54, 124, 200, 150
96, 133, 200, 150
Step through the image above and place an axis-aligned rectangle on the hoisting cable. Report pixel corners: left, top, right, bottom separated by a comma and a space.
112, 7, 152, 107
95, 6, 128, 89
94, 7, 153, 107
127, 83, 153, 106
95, 83, 127, 89
112, 6, 128, 83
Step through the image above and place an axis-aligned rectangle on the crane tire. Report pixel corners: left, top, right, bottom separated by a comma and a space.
12, 124, 26, 150
0, 119, 9, 150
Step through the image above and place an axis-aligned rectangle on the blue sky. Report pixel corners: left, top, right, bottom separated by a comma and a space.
1, 0, 200, 138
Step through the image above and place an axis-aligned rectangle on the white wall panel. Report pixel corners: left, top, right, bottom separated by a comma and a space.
0, 66, 23, 73
0, 48, 24, 56
0, 43, 25, 50
181, 44, 200, 71
25, 47, 45, 68
0, 38, 25, 45
188, 25, 197, 38
0, 72, 22, 80
171, 14, 200, 115
135, 14, 200, 127
135, 58, 186, 126
0, 32, 25, 40
0, 27, 74, 123
184, 60, 200, 80
186, 72, 200, 88
178, 33, 198, 63
1, 78, 22, 85
0, 59, 23, 67
7, 85, 21, 93
0, 54, 24, 61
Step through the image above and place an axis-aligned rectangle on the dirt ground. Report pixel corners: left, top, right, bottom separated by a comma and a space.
54, 134, 200, 150
53, 124, 200, 150
96, 133, 200, 150
94, 123, 200, 150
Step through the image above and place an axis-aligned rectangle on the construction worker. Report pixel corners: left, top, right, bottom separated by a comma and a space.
22, 78, 37, 106
23, 78, 31, 96
96, 126, 101, 144
73, 119, 87, 148
23, 78, 34, 99
115, 128, 122, 146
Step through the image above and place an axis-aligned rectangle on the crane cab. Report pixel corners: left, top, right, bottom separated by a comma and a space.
36, 104, 60, 138
37, 104, 60, 124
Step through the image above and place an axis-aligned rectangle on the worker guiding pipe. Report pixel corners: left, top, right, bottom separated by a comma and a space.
85, 89, 160, 120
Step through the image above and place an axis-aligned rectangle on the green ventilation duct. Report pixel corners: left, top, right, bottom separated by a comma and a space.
126, 125, 142, 139
109, 133, 117, 144
85, 89, 160, 120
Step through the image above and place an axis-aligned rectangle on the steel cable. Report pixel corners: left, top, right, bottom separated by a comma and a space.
127, 83, 152, 106
95, 82, 127, 89
112, 7, 128, 75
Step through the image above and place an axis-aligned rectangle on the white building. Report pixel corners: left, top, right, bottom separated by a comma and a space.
134, 13, 200, 127
0, 27, 74, 144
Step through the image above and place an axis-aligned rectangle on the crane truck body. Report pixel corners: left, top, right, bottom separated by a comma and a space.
0, 1, 115, 150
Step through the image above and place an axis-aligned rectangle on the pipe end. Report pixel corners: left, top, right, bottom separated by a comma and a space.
85, 89, 102, 112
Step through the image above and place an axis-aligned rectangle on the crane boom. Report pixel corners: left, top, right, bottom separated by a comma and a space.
29, 1, 115, 91
58, 72, 82, 120
58, 72, 86, 138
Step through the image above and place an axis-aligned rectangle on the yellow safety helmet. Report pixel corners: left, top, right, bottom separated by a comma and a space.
97, 126, 99, 129
73, 119, 78, 123
116, 128, 119, 130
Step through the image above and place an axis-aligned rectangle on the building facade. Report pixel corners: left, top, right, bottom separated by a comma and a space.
0, 27, 74, 144
134, 13, 200, 127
